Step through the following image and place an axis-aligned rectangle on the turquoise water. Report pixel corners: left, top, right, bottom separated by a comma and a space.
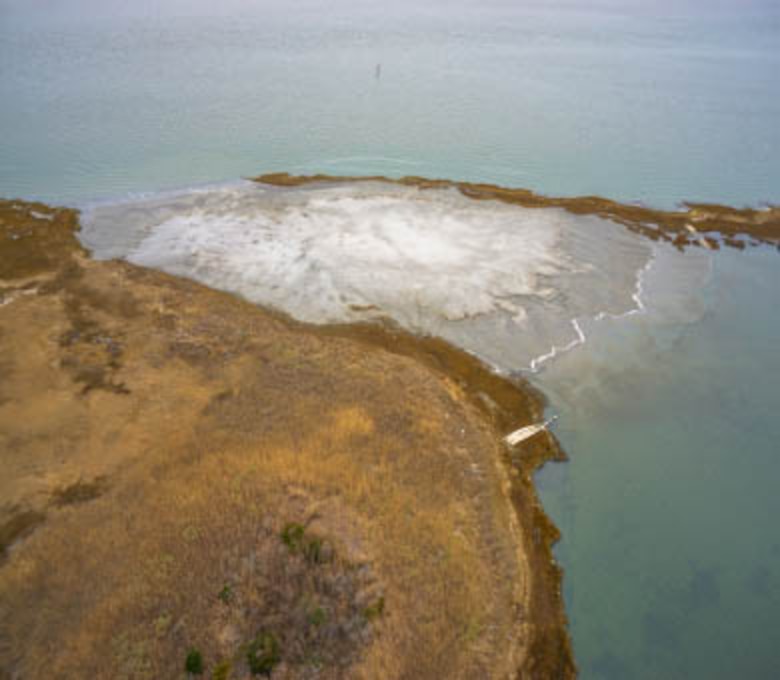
1, 0, 779, 207
2, 2, 780, 678
534, 246, 780, 678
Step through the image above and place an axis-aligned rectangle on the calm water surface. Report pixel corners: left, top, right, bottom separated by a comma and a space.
535, 247, 780, 678
1, 0, 779, 207
1, 2, 779, 678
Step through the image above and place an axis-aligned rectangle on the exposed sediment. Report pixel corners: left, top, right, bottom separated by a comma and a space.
0, 200, 575, 678
253, 172, 780, 250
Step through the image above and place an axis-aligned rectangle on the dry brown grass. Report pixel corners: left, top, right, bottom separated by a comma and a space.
0, 199, 574, 679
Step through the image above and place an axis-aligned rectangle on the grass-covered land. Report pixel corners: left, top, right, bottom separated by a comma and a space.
0, 199, 573, 678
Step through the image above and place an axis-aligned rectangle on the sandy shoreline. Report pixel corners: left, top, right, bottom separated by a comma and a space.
0, 198, 574, 678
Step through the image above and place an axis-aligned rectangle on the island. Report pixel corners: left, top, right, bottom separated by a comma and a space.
3, 175, 776, 678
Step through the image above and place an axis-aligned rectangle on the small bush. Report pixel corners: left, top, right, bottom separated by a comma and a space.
281, 523, 328, 565
308, 606, 327, 627
153, 612, 172, 637
363, 596, 385, 621
247, 632, 281, 676
217, 583, 234, 604
212, 660, 231, 680
185, 648, 204, 675
280, 523, 305, 551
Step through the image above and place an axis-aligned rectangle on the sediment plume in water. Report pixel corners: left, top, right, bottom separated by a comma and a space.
82, 173, 776, 376
81, 179, 658, 373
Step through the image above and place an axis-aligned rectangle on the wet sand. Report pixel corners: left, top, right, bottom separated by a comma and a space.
0, 200, 574, 679
253, 173, 780, 250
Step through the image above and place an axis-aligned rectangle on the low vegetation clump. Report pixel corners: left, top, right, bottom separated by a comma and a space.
247, 632, 280, 676
217, 583, 234, 605
51, 477, 107, 507
211, 660, 231, 680
280, 522, 305, 550
281, 522, 330, 566
185, 649, 204, 675
363, 596, 385, 621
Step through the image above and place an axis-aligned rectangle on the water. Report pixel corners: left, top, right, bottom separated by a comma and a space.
535, 247, 780, 678
1, 0, 779, 207
2, 2, 779, 678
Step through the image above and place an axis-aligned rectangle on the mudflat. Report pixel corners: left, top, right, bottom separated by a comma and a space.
254, 173, 780, 250
0, 200, 573, 679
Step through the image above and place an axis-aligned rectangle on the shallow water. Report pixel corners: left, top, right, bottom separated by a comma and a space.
2, 1, 780, 678
535, 247, 780, 679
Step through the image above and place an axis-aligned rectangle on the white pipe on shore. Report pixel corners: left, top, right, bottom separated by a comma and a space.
505, 415, 558, 446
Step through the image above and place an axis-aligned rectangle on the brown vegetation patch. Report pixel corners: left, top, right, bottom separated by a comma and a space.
0, 201, 84, 281
300, 320, 574, 678
0, 509, 45, 564
0, 199, 574, 678
58, 305, 129, 395
51, 477, 108, 507
3, 476, 379, 678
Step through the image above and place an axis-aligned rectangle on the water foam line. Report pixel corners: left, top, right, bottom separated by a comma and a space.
526, 248, 657, 373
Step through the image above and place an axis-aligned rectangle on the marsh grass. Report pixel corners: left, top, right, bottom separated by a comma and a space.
0, 201, 545, 678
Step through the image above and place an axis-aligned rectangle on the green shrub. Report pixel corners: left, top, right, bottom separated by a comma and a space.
247, 632, 280, 676
308, 606, 327, 627
281, 523, 328, 565
280, 523, 305, 551
217, 583, 234, 604
185, 648, 204, 675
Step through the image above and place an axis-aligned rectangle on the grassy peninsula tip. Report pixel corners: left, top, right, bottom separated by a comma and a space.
0, 198, 574, 678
